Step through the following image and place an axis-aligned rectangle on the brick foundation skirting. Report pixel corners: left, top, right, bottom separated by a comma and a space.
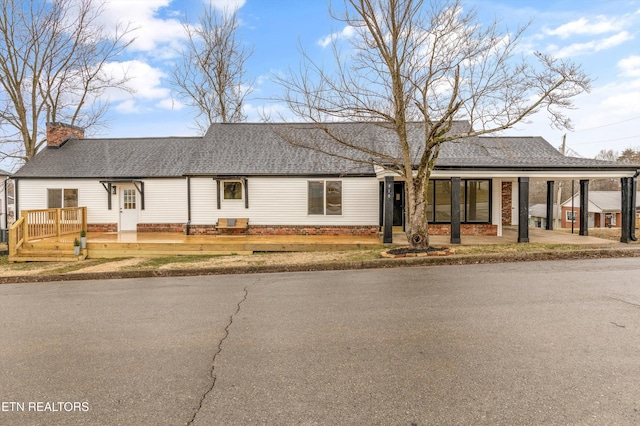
186, 224, 379, 236
137, 223, 186, 233
87, 223, 118, 232
428, 224, 498, 236
87, 222, 496, 237
248, 225, 379, 236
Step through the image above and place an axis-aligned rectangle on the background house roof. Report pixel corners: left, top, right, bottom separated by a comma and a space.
561, 191, 640, 212
13, 122, 640, 179
529, 204, 559, 219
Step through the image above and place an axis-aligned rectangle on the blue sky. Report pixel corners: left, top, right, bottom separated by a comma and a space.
95, 0, 640, 159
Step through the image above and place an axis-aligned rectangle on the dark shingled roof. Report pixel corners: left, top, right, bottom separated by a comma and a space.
435, 136, 635, 169
13, 122, 639, 178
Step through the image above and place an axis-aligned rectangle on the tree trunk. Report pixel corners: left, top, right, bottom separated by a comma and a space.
405, 176, 430, 249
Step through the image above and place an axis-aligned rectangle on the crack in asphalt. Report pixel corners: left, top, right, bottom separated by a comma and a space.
187, 286, 249, 425
608, 296, 640, 308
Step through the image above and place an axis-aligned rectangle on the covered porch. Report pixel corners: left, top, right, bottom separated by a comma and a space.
379, 169, 639, 245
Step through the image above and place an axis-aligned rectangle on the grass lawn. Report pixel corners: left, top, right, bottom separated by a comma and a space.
0, 238, 631, 279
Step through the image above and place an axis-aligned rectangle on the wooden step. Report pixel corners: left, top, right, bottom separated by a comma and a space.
86, 242, 252, 258
23, 242, 73, 251
18, 248, 76, 255
9, 249, 87, 262
87, 249, 252, 258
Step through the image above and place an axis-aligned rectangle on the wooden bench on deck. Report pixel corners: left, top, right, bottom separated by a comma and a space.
216, 218, 249, 231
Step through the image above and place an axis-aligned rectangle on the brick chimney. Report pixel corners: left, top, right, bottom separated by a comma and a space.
46, 122, 85, 148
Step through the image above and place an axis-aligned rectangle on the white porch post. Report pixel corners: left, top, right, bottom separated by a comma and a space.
492, 178, 502, 237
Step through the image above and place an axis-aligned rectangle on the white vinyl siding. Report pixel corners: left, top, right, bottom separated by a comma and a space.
138, 179, 188, 223
190, 177, 378, 226
18, 178, 189, 225
190, 178, 217, 225
18, 177, 379, 227
17, 179, 119, 224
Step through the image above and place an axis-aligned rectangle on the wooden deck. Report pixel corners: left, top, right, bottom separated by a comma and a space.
13, 232, 384, 260
11, 226, 625, 262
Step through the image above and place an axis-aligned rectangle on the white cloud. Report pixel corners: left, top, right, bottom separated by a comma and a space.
114, 99, 140, 114
543, 16, 621, 38
243, 102, 293, 122
99, 0, 187, 54
103, 60, 170, 102
209, 0, 246, 10
317, 26, 356, 48
548, 31, 633, 58
619, 55, 640, 78
156, 98, 185, 110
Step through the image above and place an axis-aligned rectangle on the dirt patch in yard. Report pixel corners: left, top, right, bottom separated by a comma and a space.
142, 250, 381, 271
585, 228, 622, 241
0, 262, 68, 277
66, 258, 147, 274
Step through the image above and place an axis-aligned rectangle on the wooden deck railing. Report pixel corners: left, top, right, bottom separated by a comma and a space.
8, 216, 25, 257
8, 207, 87, 255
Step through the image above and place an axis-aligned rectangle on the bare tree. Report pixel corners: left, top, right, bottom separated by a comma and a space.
171, 3, 254, 134
0, 0, 134, 164
588, 149, 620, 191
595, 149, 619, 162
273, 0, 590, 248
618, 148, 640, 164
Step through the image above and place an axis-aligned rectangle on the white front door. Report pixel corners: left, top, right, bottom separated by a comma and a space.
119, 186, 139, 231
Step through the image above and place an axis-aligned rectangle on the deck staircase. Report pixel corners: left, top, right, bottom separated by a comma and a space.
8, 207, 88, 263
9, 239, 87, 262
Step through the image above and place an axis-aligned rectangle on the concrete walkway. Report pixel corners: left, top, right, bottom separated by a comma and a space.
394, 226, 627, 246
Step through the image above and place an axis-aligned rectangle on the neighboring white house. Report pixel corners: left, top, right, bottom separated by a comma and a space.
560, 191, 640, 229
11, 122, 640, 244
529, 204, 559, 229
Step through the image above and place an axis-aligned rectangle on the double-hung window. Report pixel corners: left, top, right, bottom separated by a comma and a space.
308, 181, 342, 215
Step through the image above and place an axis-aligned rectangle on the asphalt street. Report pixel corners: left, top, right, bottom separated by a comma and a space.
1, 258, 640, 425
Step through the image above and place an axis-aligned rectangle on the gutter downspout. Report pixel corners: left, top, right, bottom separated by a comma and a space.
3, 178, 7, 230
185, 176, 191, 235
632, 170, 639, 241
14, 178, 18, 225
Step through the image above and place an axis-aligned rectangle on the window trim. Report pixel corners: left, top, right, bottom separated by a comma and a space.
222, 180, 243, 201
308, 180, 343, 216
47, 188, 78, 209
566, 210, 577, 222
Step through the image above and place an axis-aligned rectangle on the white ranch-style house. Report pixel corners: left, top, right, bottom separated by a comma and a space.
11, 122, 640, 245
